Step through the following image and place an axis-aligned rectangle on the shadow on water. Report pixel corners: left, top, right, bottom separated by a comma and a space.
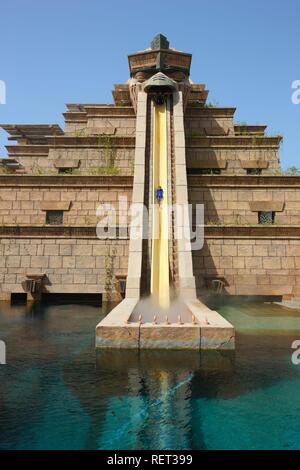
63, 349, 233, 449
0, 300, 300, 449
64, 332, 300, 449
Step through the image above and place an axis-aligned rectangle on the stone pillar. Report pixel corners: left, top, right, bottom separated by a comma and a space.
173, 91, 197, 300
125, 91, 147, 298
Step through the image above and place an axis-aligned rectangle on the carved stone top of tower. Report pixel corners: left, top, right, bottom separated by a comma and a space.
128, 35, 192, 81
150, 33, 170, 50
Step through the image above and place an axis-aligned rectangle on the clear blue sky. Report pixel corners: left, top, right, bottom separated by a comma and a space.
0, 0, 299, 168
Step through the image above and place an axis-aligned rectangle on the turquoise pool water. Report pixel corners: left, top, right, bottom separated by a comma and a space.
1, 300, 300, 450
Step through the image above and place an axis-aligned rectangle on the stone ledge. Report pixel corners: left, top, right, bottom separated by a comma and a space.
240, 160, 269, 169
234, 125, 267, 135
186, 136, 281, 148
187, 175, 300, 187
46, 136, 135, 148
1, 224, 300, 239
0, 225, 130, 238
0, 175, 133, 187
185, 107, 236, 117
84, 105, 135, 117
200, 225, 300, 237
6, 145, 49, 156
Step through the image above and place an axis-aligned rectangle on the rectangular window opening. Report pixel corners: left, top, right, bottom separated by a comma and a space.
46, 210, 64, 225
258, 211, 275, 225
58, 168, 73, 174
247, 168, 262, 175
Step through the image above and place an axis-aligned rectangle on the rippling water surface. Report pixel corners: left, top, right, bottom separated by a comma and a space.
1, 300, 300, 450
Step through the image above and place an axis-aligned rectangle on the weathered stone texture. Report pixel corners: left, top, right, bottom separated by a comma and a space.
193, 238, 300, 296
186, 148, 280, 175
0, 186, 132, 225
0, 238, 128, 299
189, 187, 300, 225
14, 147, 135, 176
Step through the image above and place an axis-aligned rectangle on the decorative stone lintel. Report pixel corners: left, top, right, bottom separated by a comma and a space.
240, 160, 269, 169
26, 272, 46, 280
186, 136, 282, 148
249, 201, 285, 212
54, 159, 80, 169
39, 201, 72, 211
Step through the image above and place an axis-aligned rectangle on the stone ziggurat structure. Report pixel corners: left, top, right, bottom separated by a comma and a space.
1, 34, 299, 349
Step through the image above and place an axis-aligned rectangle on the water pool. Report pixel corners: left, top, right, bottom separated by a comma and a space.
0, 300, 300, 450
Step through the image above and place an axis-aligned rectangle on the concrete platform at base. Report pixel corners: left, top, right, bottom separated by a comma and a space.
274, 298, 300, 310
95, 297, 235, 350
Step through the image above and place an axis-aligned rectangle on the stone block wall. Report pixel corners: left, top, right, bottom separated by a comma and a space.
85, 117, 136, 136
64, 119, 136, 141
0, 184, 132, 226
186, 148, 279, 174
14, 147, 135, 176
192, 237, 300, 296
64, 106, 136, 136
188, 186, 300, 225
184, 113, 235, 137
0, 238, 129, 300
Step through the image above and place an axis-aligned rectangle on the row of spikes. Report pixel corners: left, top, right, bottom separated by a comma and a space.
124, 315, 211, 325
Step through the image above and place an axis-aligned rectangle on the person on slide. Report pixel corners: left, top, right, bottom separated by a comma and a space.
156, 186, 164, 207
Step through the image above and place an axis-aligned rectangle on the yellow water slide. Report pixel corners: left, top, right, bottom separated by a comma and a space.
150, 103, 170, 309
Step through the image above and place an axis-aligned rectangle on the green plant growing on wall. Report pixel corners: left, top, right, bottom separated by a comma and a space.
232, 214, 251, 226
285, 166, 300, 175
75, 129, 87, 137
130, 159, 135, 176
271, 167, 284, 175
0, 165, 14, 174
191, 132, 204, 138
96, 134, 118, 169
87, 134, 120, 176
206, 218, 223, 226
235, 128, 255, 136
104, 247, 117, 302
190, 101, 204, 107
251, 136, 258, 146
32, 162, 45, 175
233, 214, 243, 225
87, 165, 120, 176
205, 100, 219, 108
